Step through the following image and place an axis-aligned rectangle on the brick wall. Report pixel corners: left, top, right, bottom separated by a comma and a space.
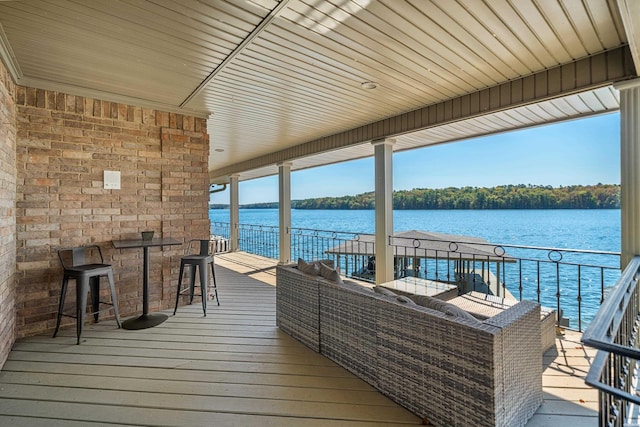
15, 89, 210, 337
0, 60, 16, 367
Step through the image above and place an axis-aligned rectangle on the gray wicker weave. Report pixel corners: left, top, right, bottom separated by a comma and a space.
276, 264, 543, 427
320, 280, 380, 386
275, 263, 322, 352
448, 291, 556, 353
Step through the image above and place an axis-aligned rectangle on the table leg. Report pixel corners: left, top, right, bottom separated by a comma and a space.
143, 245, 149, 315
121, 246, 168, 330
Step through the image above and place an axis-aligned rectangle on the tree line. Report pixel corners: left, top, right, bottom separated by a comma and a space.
210, 184, 620, 210
296, 184, 620, 210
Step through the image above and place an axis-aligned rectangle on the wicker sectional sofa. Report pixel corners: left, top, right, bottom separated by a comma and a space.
446, 291, 556, 354
276, 262, 543, 427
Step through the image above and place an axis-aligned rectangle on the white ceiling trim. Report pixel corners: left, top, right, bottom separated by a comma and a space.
0, 22, 22, 82
16, 75, 210, 118
617, 0, 640, 75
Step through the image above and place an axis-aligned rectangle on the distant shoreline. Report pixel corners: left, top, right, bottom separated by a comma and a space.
210, 206, 621, 210
210, 184, 620, 210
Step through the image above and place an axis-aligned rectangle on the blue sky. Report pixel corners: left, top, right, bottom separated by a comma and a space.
210, 112, 620, 205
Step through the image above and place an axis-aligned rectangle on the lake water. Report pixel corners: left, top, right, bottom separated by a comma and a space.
210, 208, 622, 329
211, 208, 619, 250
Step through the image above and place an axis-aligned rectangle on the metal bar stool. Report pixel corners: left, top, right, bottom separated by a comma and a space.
173, 239, 220, 316
54, 245, 121, 344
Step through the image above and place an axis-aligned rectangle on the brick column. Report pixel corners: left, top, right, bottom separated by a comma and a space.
0, 60, 16, 368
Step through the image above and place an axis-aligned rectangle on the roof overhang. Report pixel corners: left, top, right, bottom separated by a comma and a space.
209, 47, 632, 183
0, 0, 637, 183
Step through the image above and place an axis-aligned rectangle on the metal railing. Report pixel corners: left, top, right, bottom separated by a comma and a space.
211, 221, 621, 331
388, 234, 620, 332
212, 221, 370, 262
582, 256, 640, 427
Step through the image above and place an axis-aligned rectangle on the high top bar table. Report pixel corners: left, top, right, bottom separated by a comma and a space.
112, 237, 181, 330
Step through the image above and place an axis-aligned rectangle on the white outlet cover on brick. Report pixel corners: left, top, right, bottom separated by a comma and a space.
104, 170, 121, 190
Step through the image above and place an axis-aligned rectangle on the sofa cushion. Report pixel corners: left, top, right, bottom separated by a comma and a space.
411, 294, 480, 323
298, 258, 320, 275
373, 286, 397, 296
396, 295, 417, 305
441, 303, 481, 323
319, 262, 344, 285
342, 280, 375, 293
410, 294, 447, 311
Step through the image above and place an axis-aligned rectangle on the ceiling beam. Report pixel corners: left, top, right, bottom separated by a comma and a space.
15, 76, 209, 119
180, 0, 292, 109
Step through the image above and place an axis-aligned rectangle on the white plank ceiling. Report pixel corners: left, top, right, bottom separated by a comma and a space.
0, 0, 638, 183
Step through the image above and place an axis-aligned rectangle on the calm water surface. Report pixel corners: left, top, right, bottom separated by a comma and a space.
210, 208, 620, 251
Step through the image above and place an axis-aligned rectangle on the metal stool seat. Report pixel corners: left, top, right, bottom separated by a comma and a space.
54, 245, 121, 344
174, 239, 220, 316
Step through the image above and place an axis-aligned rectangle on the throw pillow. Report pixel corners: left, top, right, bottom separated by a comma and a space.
441, 303, 481, 323
298, 258, 320, 275
342, 280, 375, 293
317, 258, 335, 269
410, 294, 447, 311
319, 262, 344, 285
396, 295, 417, 305
411, 294, 480, 323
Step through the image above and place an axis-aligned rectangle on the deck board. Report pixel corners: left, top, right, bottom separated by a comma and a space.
0, 372, 396, 406
0, 251, 600, 426
0, 253, 421, 426
0, 383, 416, 422
0, 400, 415, 427
2, 360, 380, 392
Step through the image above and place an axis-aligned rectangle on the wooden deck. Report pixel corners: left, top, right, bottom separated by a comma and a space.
0, 251, 598, 426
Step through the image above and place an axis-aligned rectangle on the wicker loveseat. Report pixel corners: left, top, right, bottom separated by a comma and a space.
276, 262, 543, 427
